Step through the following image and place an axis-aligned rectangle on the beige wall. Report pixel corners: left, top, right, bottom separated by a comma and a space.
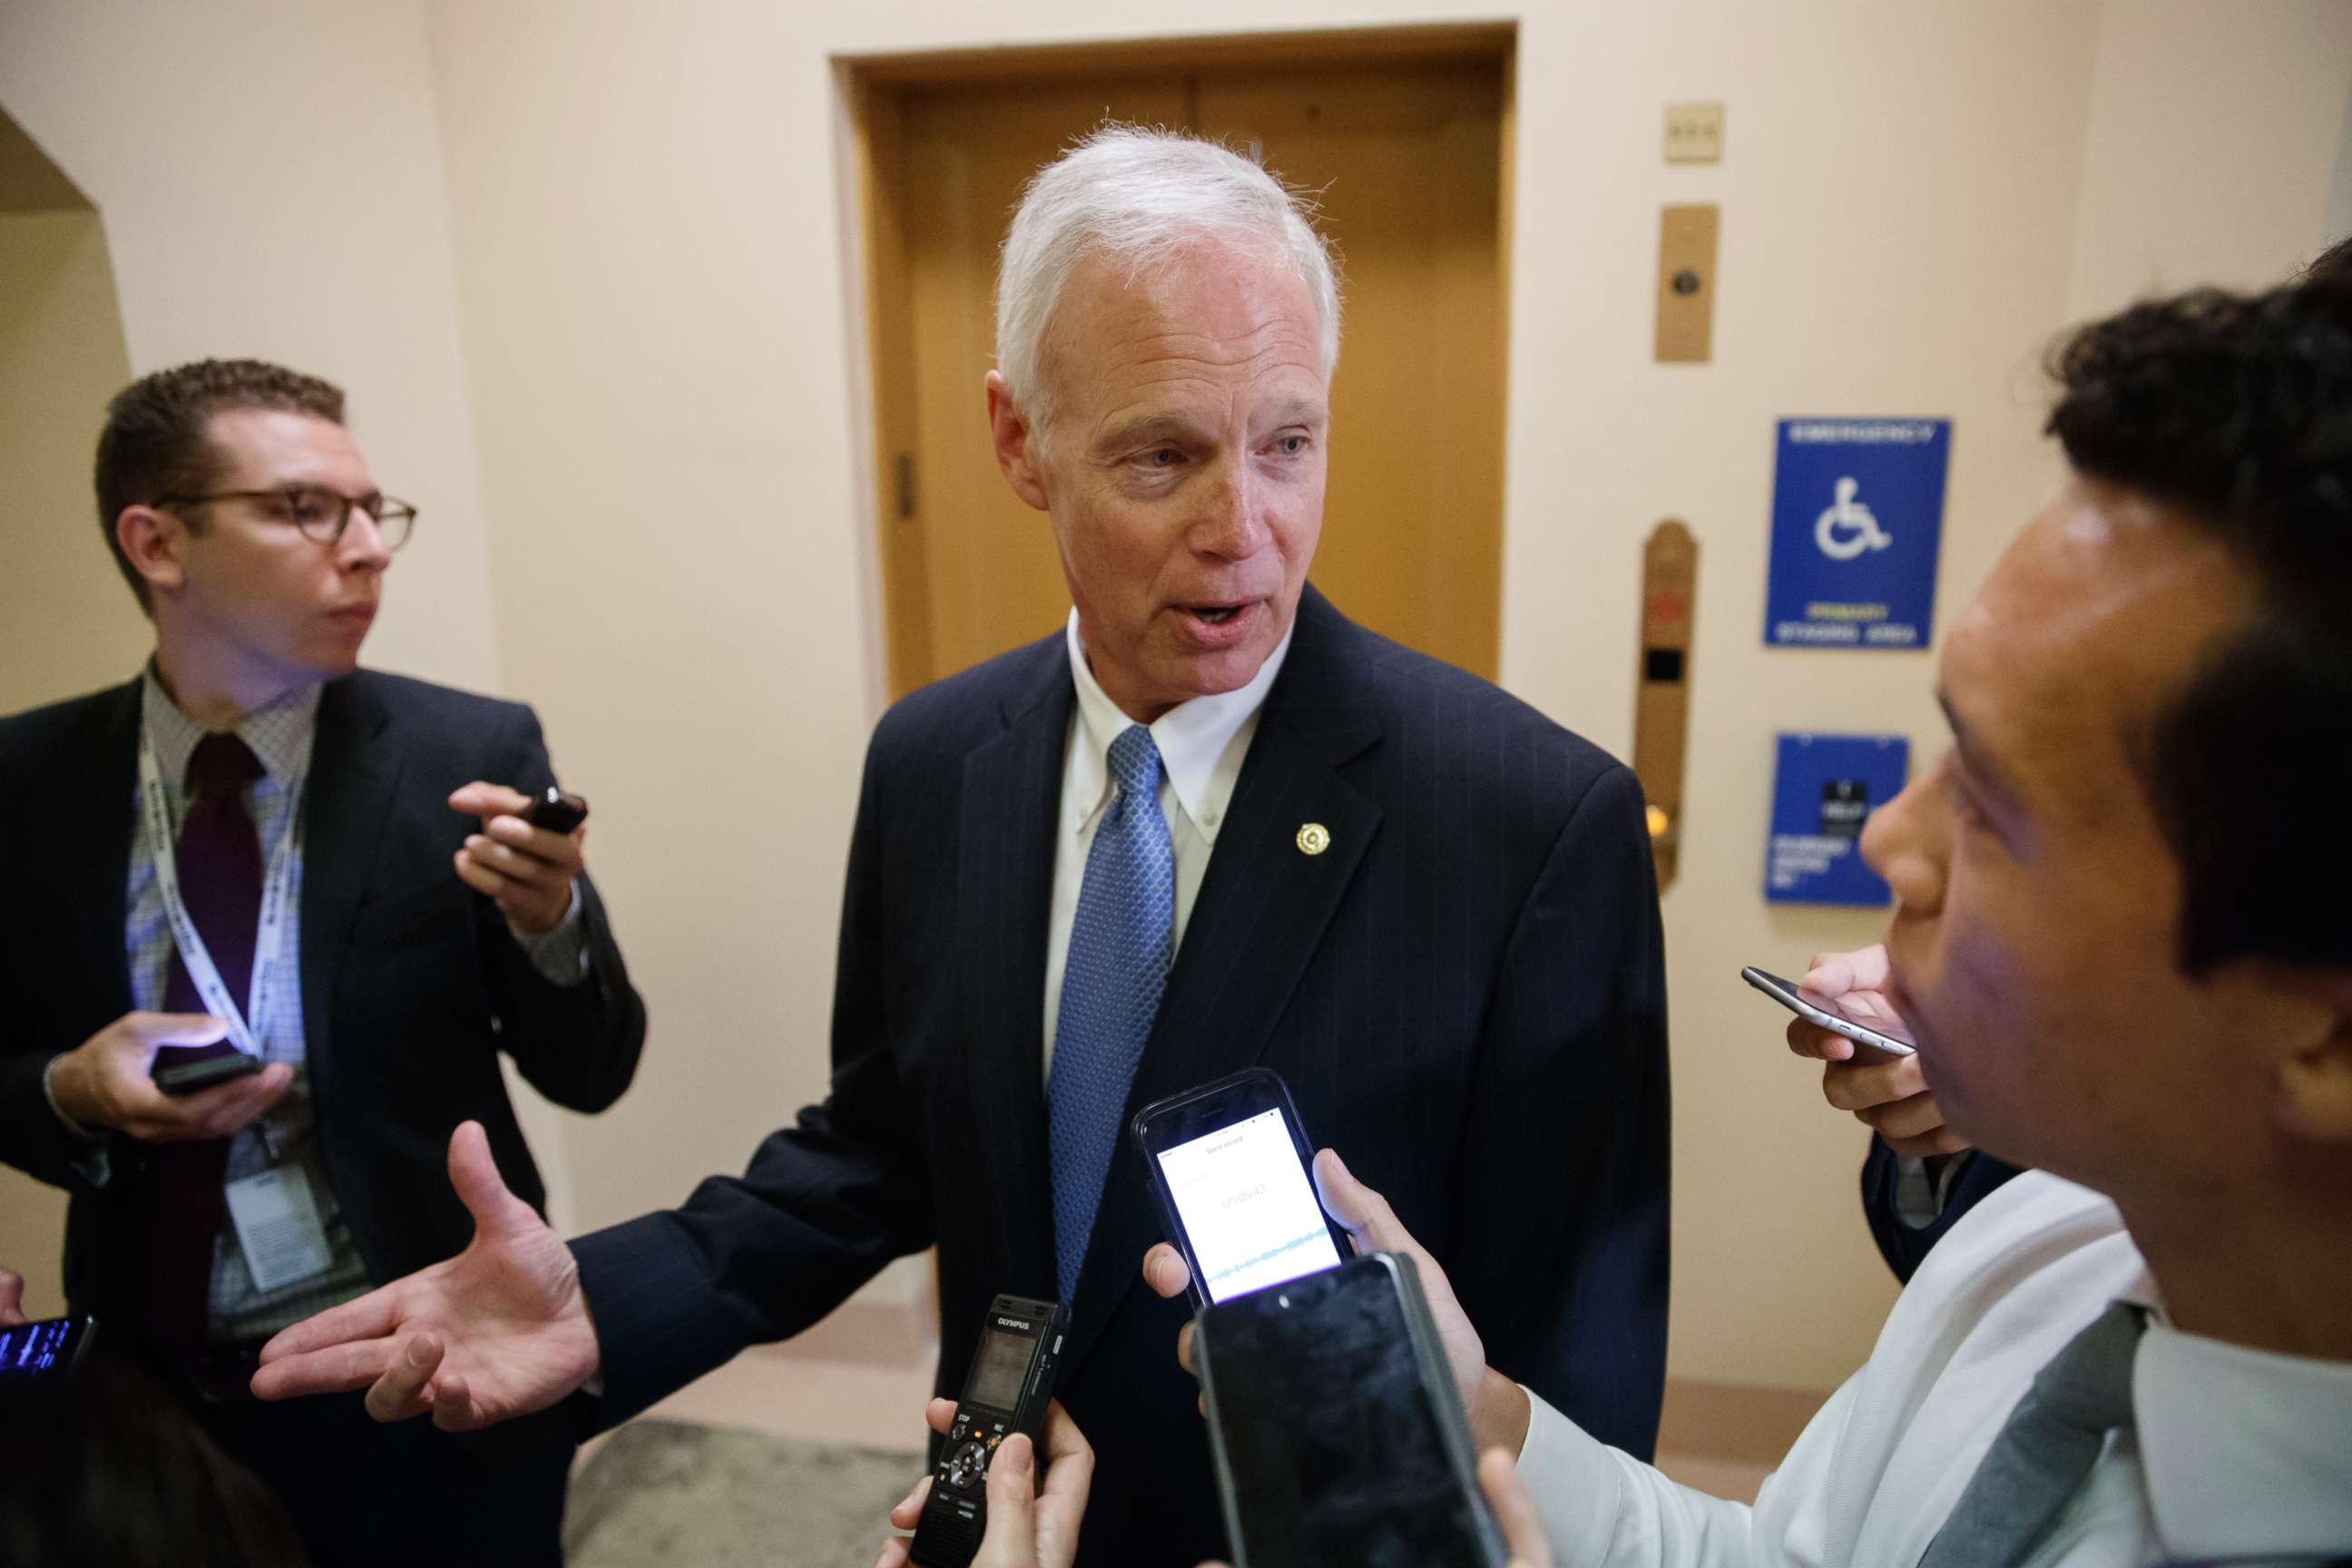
2, 0, 2346, 1392
0, 174, 140, 1316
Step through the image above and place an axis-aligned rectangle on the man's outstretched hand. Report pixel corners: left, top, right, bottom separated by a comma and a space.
250, 1121, 600, 1428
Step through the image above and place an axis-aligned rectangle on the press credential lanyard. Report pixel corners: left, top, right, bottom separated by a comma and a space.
137, 722, 303, 1059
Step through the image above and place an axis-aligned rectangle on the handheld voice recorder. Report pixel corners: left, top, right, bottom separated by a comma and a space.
907, 1292, 1068, 1568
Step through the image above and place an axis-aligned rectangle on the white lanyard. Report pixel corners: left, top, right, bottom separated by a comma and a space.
137, 721, 304, 1059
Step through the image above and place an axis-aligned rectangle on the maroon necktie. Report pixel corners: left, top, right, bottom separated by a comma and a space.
144, 731, 264, 1353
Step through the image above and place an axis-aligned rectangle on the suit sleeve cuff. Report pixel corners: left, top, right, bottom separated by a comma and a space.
1517, 1387, 1631, 1565
42, 1056, 113, 1187
509, 883, 591, 987
571, 1212, 749, 1430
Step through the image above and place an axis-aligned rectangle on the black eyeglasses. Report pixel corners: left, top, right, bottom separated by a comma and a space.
154, 485, 417, 551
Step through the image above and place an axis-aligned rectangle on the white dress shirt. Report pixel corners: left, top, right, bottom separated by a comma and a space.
1041, 610, 1294, 1077
1519, 1171, 2352, 1566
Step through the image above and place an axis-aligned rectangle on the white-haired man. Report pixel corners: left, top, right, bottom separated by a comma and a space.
251, 127, 1672, 1567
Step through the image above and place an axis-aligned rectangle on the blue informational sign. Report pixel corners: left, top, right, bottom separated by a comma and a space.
1765, 732, 1910, 906
1764, 417, 1951, 649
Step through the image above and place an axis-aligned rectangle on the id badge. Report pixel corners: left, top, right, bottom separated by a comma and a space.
223, 1166, 335, 1293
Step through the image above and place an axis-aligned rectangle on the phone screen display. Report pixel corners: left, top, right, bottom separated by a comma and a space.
965, 1326, 1035, 1411
0, 1317, 87, 1380
1155, 1108, 1343, 1303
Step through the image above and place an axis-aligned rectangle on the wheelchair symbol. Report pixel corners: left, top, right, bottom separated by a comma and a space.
1815, 477, 1893, 561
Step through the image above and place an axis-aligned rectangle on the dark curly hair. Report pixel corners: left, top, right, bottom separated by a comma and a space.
93, 358, 345, 614
2044, 238, 2351, 974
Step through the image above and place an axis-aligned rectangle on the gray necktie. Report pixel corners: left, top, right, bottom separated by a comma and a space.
1918, 1299, 2149, 1568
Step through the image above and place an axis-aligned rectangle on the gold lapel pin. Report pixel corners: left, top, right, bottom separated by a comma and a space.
1296, 822, 1331, 857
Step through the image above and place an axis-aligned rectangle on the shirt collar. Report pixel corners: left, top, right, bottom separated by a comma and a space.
141, 662, 322, 794
2134, 1319, 2352, 1558
1063, 609, 1293, 844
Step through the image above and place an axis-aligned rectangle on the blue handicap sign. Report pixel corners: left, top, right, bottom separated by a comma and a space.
1764, 417, 1951, 649
1765, 732, 1909, 905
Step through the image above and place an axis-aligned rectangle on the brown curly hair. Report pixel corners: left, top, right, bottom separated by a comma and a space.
93, 358, 346, 612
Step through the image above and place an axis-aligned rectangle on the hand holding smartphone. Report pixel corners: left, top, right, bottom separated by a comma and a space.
1741, 965, 1916, 1063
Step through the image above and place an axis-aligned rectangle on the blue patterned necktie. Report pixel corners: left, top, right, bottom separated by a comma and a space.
1047, 724, 1175, 1303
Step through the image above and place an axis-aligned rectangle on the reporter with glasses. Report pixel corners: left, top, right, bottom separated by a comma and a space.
0, 359, 646, 1565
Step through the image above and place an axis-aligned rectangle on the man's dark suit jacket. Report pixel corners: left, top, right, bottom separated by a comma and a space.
0, 669, 646, 1329
575, 587, 1670, 1567
1861, 1140, 2025, 1283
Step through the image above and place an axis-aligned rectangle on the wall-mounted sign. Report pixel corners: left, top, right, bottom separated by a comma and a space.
1764, 417, 1950, 649
1765, 731, 1909, 905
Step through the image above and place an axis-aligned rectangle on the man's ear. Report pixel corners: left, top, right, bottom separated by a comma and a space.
2274, 975, 2352, 1145
985, 371, 1051, 513
116, 505, 190, 599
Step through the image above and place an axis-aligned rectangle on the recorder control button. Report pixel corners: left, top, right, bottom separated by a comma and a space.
946, 1439, 990, 1490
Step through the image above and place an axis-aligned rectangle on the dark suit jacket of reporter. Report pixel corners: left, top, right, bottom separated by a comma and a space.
573, 587, 1671, 1567
0, 669, 647, 1328
1861, 1140, 2025, 1283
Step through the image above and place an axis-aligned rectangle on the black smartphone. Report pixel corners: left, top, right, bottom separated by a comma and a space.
907, 1292, 1067, 1568
1194, 1253, 1504, 1568
0, 1314, 98, 1381
524, 787, 589, 835
1740, 965, 1916, 1063
1130, 1067, 1351, 1308
152, 1046, 264, 1096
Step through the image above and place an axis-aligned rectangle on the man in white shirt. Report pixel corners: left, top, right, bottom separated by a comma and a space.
1116, 258, 2352, 1566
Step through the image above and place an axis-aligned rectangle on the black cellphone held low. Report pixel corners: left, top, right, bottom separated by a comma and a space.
907, 1292, 1068, 1568
524, 787, 589, 834
152, 1046, 264, 1096
1195, 1253, 1505, 1568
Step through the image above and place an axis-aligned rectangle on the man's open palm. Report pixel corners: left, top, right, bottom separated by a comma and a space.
250, 1120, 601, 1429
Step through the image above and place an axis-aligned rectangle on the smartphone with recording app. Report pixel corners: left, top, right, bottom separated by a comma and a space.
1741, 965, 1916, 1063
1130, 1067, 1352, 1308
1194, 1253, 1504, 1568
0, 1314, 97, 1381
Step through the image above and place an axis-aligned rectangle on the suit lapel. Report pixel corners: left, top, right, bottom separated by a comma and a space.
1057, 588, 1385, 1374
299, 674, 401, 1093
57, 680, 143, 1019
959, 647, 1073, 1301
